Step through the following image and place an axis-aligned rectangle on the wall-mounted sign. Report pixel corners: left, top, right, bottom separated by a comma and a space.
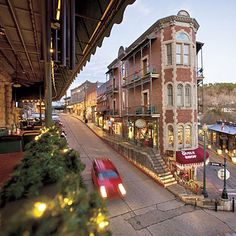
135, 119, 146, 128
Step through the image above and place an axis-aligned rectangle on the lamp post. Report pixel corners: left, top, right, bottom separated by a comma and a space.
221, 155, 228, 199
202, 124, 208, 198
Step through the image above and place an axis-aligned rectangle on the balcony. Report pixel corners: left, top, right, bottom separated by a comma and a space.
124, 105, 159, 116
106, 85, 119, 94
109, 109, 119, 116
122, 66, 159, 89
196, 68, 204, 86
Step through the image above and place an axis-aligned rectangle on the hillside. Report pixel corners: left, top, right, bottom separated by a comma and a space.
199, 83, 236, 124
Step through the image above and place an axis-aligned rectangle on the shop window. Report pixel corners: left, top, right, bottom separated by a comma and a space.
177, 84, 184, 107
166, 43, 172, 65
167, 84, 173, 106
185, 125, 191, 146
178, 125, 184, 147
185, 84, 191, 107
168, 125, 174, 147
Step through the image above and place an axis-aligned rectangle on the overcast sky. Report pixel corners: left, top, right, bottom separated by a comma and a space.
68, 0, 236, 92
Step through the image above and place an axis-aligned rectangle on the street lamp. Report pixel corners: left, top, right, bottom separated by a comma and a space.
202, 123, 208, 198
221, 155, 228, 199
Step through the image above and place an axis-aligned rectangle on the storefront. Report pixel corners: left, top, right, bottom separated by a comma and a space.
125, 118, 158, 148
175, 147, 209, 181
207, 122, 236, 163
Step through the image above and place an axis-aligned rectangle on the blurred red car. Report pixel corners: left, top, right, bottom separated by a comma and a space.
91, 158, 126, 199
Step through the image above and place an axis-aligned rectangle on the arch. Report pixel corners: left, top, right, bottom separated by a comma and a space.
167, 124, 174, 147
185, 84, 191, 107
176, 32, 190, 42
177, 84, 184, 107
167, 83, 173, 106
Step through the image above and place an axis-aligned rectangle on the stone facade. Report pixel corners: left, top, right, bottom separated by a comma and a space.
0, 71, 13, 128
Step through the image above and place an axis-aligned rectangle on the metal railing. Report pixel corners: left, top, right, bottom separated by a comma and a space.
124, 105, 158, 116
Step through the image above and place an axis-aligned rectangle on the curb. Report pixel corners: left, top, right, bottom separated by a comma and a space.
71, 116, 235, 211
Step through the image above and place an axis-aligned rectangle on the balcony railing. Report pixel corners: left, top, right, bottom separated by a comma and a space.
124, 105, 158, 116
122, 66, 159, 88
109, 109, 119, 116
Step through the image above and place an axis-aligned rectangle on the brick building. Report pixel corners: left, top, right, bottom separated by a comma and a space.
70, 81, 99, 122
99, 10, 205, 175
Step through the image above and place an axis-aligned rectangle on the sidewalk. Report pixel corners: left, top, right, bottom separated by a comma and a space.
73, 116, 234, 211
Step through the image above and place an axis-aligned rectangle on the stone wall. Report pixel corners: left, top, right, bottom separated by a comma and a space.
0, 72, 12, 128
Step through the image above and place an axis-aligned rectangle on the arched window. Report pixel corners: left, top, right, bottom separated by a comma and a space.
176, 32, 190, 41
185, 84, 191, 107
167, 84, 173, 106
175, 32, 190, 66
185, 125, 191, 146
177, 84, 184, 107
168, 125, 174, 147
178, 125, 184, 147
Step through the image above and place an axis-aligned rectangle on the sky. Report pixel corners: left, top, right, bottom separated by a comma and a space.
68, 0, 236, 92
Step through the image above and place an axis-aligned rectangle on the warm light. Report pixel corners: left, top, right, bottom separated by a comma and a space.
231, 157, 236, 164
99, 186, 107, 198
202, 123, 208, 132
63, 197, 73, 206
98, 221, 109, 229
56, 0, 61, 20
32, 202, 47, 218
207, 144, 211, 149
96, 212, 109, 230
217, 149, 223, 155
35, 136, 40, 141
50, 48, 54, 53
118, 183, 126, 196
63, 148, 69, 153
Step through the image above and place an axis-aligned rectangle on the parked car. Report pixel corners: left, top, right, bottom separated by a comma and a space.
91, 158, 126, 199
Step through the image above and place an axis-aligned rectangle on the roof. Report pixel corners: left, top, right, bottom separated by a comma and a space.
208, 123, 236, 135
0, 0, 135, 100
94, 158, 116, 171
121, 11, 199, 60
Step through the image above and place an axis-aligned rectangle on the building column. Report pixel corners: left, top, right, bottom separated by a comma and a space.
5, 83, 13, 127
0, 83, 6, 127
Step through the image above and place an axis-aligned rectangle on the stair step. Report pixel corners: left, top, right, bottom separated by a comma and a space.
164, 181, 177, 187
158, 171, 171, 177
161, 177, 176, 183
159, 174, 174, 180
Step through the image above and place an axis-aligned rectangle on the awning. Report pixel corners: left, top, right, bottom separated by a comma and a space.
176, 147, 209, 168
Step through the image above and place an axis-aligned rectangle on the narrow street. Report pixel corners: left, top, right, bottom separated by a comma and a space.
60, 114, 236, 236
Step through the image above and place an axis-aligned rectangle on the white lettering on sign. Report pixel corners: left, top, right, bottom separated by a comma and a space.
181, 150, 197, 159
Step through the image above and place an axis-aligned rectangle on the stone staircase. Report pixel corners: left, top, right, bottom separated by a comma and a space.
147, 149, 177, 187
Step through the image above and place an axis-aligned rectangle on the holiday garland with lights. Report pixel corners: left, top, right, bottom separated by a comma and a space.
0, 126, 110, 235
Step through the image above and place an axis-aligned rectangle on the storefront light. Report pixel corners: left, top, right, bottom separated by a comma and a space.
217, 149, 223, 155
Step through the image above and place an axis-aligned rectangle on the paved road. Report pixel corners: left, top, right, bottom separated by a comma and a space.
197, 148, 236, 199
60, 114, 236, 236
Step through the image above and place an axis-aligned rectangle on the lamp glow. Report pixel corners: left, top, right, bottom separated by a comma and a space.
32, 202, 47, 218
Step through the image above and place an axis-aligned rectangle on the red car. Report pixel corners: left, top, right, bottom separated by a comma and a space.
91, 158, 126, 199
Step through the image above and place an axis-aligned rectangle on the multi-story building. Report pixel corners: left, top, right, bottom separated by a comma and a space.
102, 10, 205, 175
70, 81, 99, 122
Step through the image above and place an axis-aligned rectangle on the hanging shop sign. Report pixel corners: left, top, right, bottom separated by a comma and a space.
135, 119, 146, 128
